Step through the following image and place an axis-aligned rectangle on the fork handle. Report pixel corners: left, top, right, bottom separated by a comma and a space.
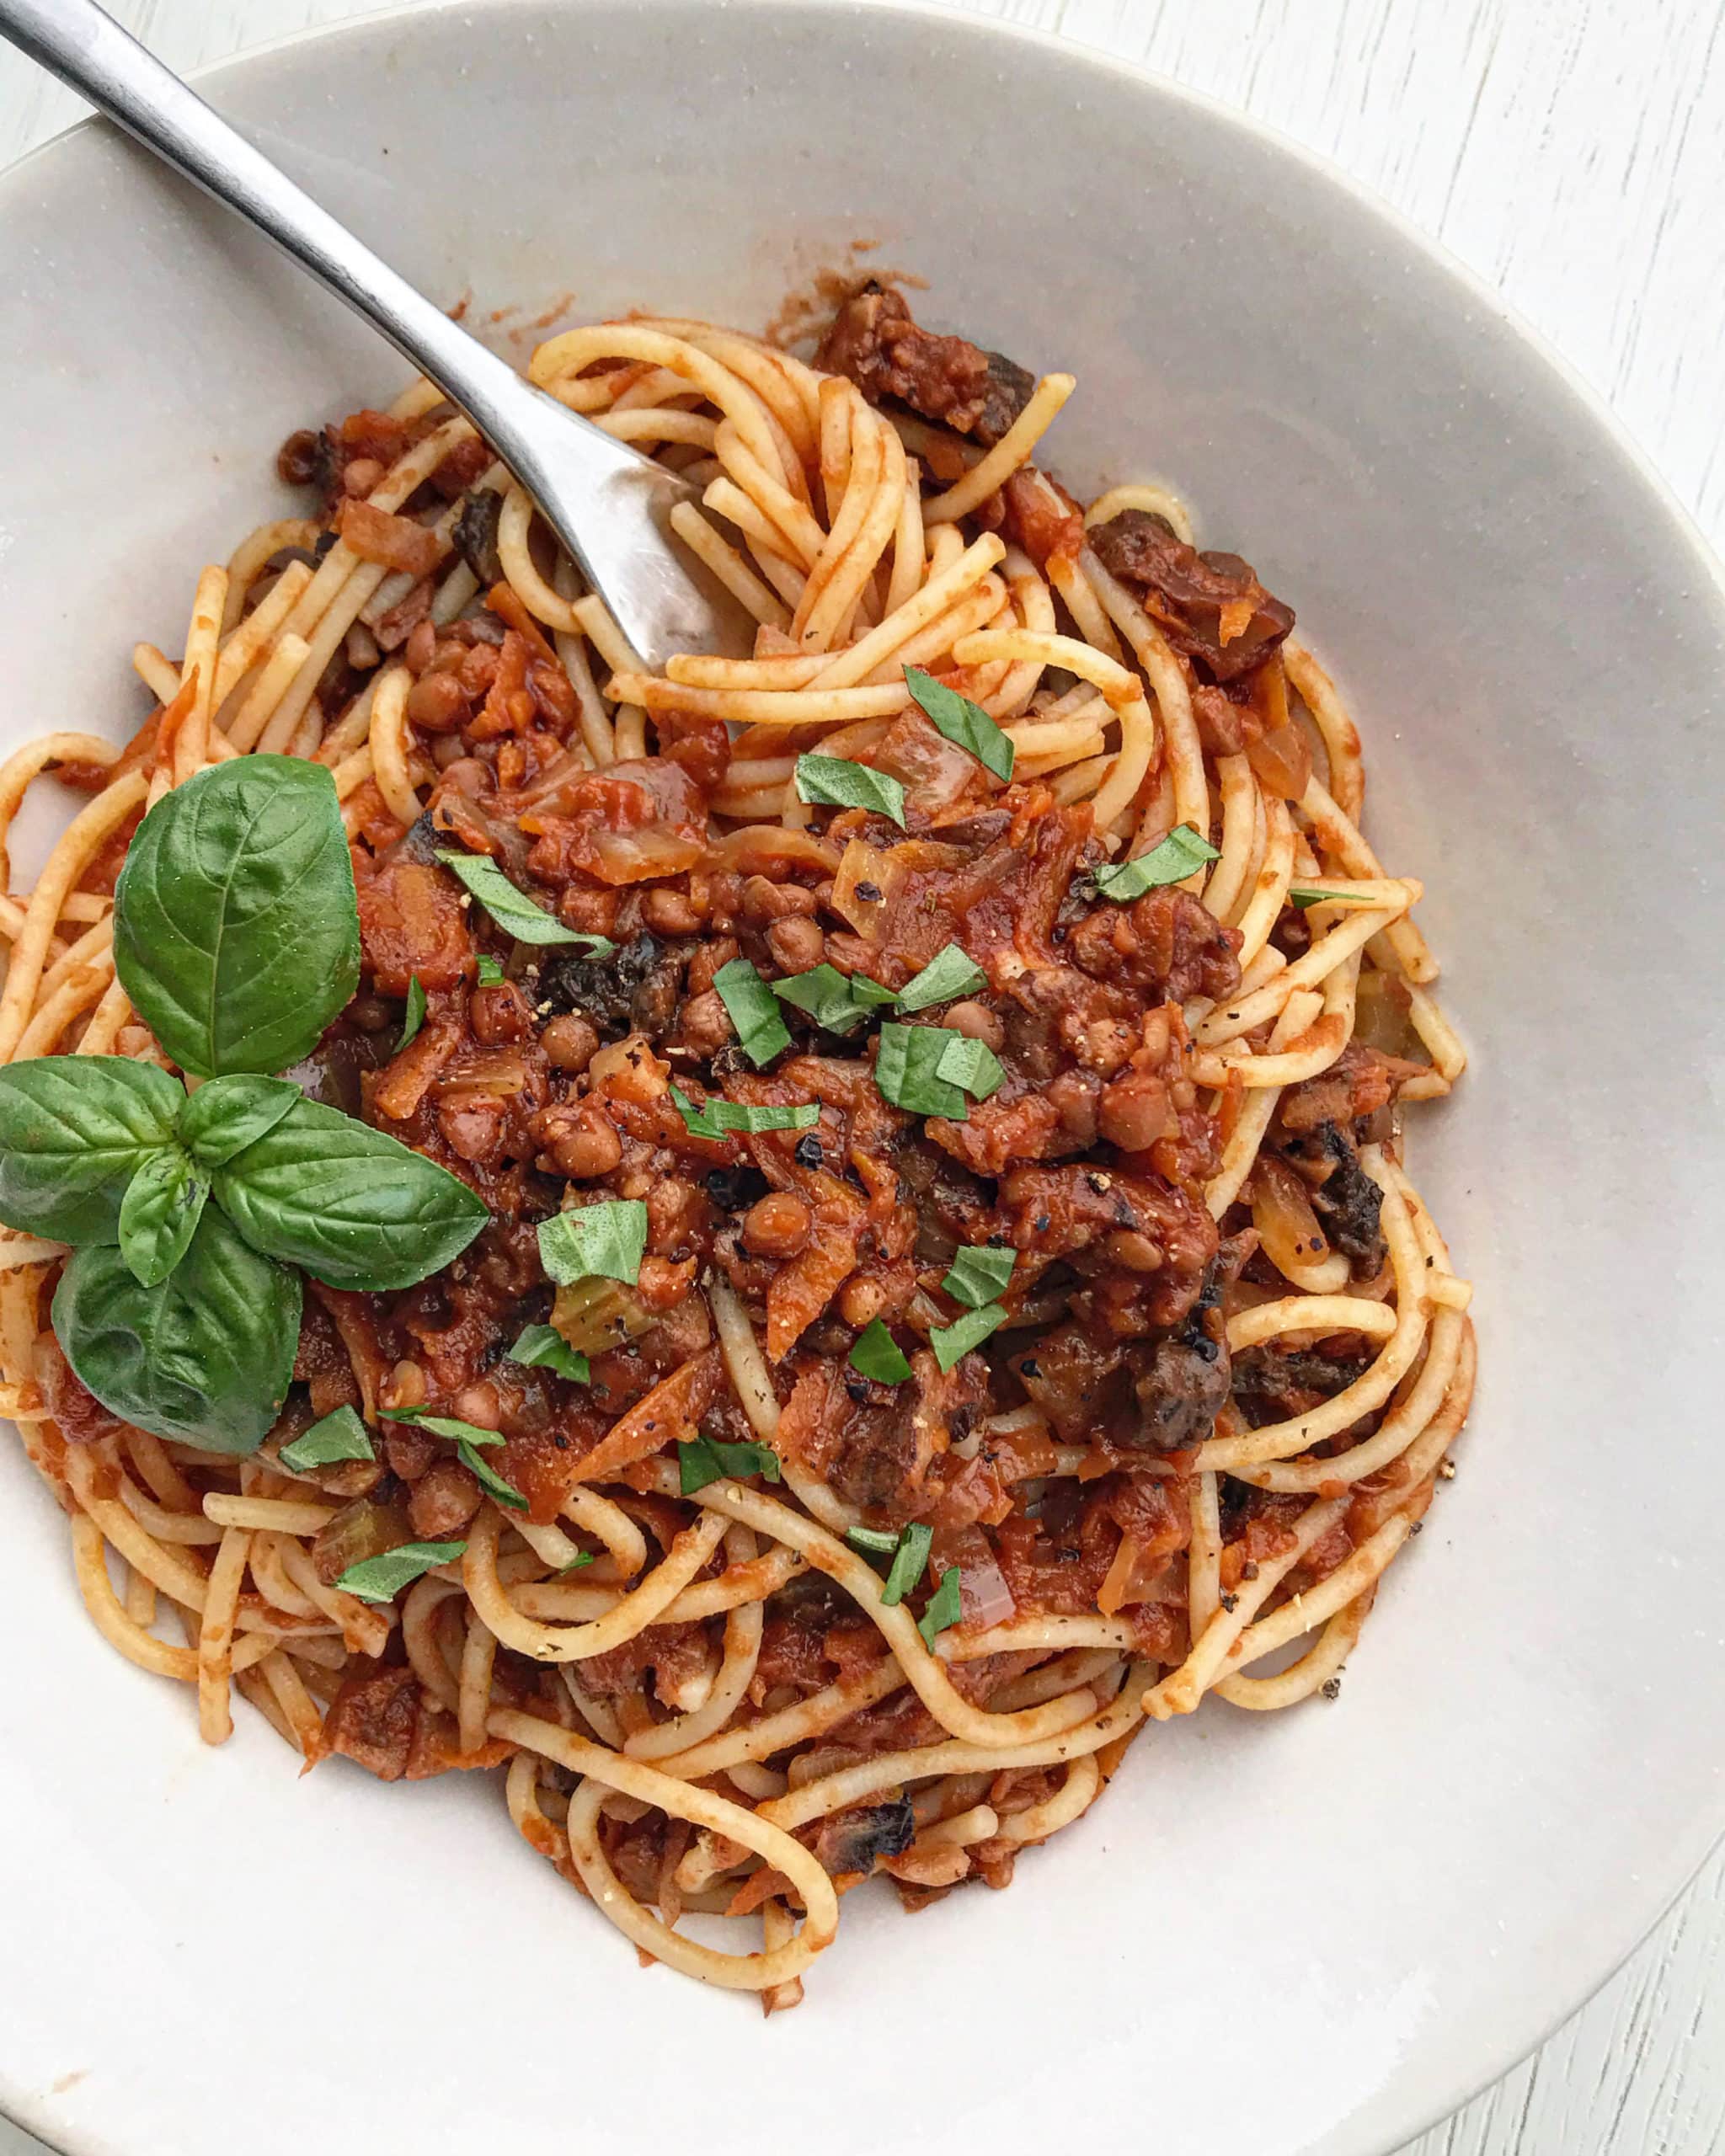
0, 0, 537, 429
0, 0, 722, 661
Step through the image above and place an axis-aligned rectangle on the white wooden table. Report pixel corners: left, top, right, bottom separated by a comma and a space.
2, 3, 1721, 2151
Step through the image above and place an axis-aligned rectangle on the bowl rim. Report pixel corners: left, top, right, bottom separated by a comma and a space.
12, 0, 1723, 608
2, 4, 1722, 2153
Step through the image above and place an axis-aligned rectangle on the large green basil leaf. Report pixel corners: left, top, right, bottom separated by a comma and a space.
113, 756, 360, 1078
214, 1095, 488, 1291
117, 1146, 209, 1287
177, 1073, 301, 1168
52, 1206, 300, 1454
0, 1057, 183, 1243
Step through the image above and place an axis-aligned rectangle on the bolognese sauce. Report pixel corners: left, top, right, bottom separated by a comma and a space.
0, 286, 1472, 2009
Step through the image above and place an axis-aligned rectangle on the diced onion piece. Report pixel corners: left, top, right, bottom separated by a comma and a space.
585, 826, 705, 884
1251, 1153, 1333, 1277
1354, 969, 1424, 1062
552, 1276, 659, 1358
310, 1497, 413, 1587
1245, 718, 1312, 802
830, 838, 904, 937
435, 1047, 531, 1100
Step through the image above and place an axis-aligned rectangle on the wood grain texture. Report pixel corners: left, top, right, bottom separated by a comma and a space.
0, 3, 1721, 2153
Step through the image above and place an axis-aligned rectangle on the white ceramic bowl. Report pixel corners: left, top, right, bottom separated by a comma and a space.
3, 7, 1722, 2153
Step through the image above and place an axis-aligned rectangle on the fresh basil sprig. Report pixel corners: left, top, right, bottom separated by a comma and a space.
176, 1073, 300, 1167
117, 1145, 209, 1288
51, 1208, 301, 1455
0, 760, 489, 1455
114, 757, 360, 1078
0, 1057, 182, 1243
211, 1094, 486, 1293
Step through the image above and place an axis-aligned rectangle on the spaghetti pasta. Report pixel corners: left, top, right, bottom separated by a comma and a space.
0, 284, 1470, 2009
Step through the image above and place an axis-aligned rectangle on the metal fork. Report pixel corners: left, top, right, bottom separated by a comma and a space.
0, 0, 754, 667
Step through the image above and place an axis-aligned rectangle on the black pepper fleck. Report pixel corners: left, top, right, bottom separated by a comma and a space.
1220, 1591, 1239, 1613
856, 880, 882, 903
794, 1134, 824, 1168
1321, 1676, 1343, 1700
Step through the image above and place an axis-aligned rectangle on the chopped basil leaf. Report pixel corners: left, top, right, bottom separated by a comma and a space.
398, 975, 427, 1052
917, 1564, 964, 1646
677, 1433, 783, 1496
459, 1437, 527, 1511
936, 1033, 1005, 1101
279, 1404, 375, 1471
895, 943, 986, 1013
508, 1322, 590, 1383
793, 754, 908, 829
712, 958, 793, 1066
904, 664, 1014, 782
436, 849, 610, 948
845, 1524, 901, 1556
873, 1022, 969, 1119
1287, 886, 1379, 910
337, 1539, 467, 1604
942, 1244, 1016, 1310
1091, 824, 1220, 901
848, 1318, 913, 1385
773, 963, 894, 1036
557, 1550, 595, 1576
474, 955, 505, 986
377, 1404, 505, 1448
929, 1301, 1008, 1372
538, 1198, 649, 1287
670, 1086, 819, 1139
883, 1521, 934, 1607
